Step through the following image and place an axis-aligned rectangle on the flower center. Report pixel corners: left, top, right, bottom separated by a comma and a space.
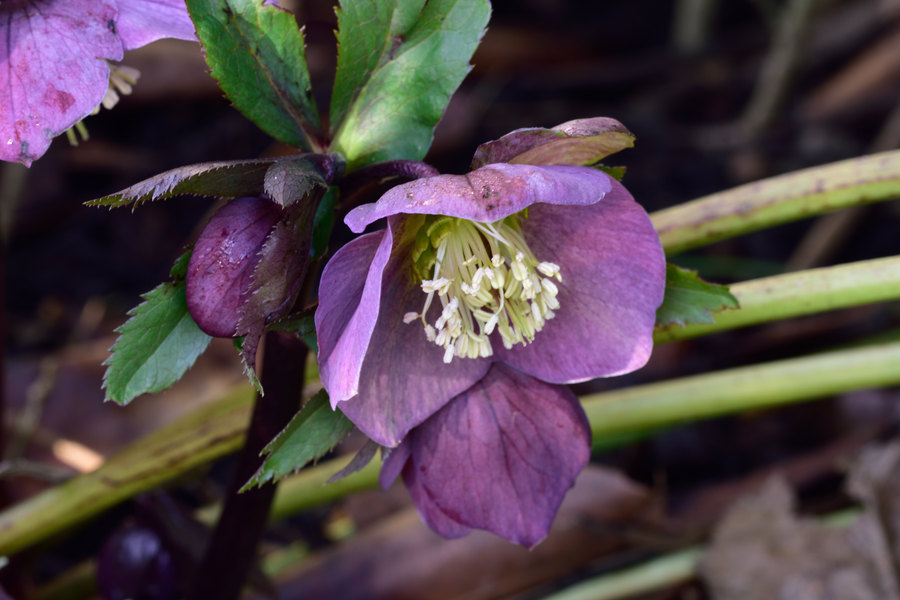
403, 213, 562, 363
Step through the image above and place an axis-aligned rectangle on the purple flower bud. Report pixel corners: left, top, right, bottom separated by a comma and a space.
186, 197, 282, 337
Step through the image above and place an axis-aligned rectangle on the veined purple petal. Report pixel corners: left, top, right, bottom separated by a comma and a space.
345, 164, 613, 233
0, 0, 123, 165
402, 459, 472, 539
497, 178, 665, 382
379, 435, 470, 537
186, 197, 282, 337
405, 364, 591, 548
116, 0, 196, 50
333, 219, 489, 446
316, 230, 393, 405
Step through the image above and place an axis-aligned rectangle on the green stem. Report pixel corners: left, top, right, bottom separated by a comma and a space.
0, 386, 254, 557
582, 340, 900, 436
538, 548, 703, 600
656, 255, 900, 343
651, 150, 900, 254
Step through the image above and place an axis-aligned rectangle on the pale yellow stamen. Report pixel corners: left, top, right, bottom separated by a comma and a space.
404, 214, 562, 362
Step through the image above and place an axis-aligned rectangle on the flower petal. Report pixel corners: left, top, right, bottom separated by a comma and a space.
380, 437, 470, 536
316, 229, 392, 405
185, 197, 282, 337
345, 164, 612, 232
471, 117, 633, 168
116, 0, 197, 50
335, 220, 489, 446
498, 178, 666, 382
379, 440, 411, 490
402, 459, 472, 539
0, 0, 123, 165
405, 364, 591, 547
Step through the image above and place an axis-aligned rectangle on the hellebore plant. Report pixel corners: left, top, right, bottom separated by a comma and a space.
315, 123, 666, 546
0, 0, 196, 165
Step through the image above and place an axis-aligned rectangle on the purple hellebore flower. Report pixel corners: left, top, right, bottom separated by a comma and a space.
0, 0, 196, 166
315, 135, 666, 545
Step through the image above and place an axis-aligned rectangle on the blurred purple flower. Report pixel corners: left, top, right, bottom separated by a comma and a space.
0, 0, 196, 166
314, 118, 665, 545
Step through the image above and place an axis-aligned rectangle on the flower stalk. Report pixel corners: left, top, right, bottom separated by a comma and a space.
191, 332, 306, 600
652, 150, 900, 254
656, 254, 900, 343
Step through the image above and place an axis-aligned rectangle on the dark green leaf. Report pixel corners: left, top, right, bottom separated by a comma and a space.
242, 390, 355, 489
87, 160, 275, 209
104, 260, 213, 405
656, 264, 739, 327
186, 0, 320, 150
330, 0, 490, 170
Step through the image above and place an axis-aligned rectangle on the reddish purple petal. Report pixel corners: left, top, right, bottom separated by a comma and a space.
316, 230, 393, 404
185, 197, 282, 337
497, 178, 665, 382
332, 219, 489, 446
405, 364, 591, 547
345, 164, 612, 233
0, 0, 123, 165
471, 117, 633, 168
380, 436, 470, 540
116, 0, 196, 50
402, 459, 472, 539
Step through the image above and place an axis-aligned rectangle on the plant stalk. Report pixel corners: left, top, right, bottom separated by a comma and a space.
656, 254, 900, 343
651, 150, 900, 254
191, 332, 306, 600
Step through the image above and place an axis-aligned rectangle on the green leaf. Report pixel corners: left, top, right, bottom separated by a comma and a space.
656, 264, 739, 327
87, 160, 276, 209
310, 186, 336, 260
329, 0, 490, 170
104, 257, 213, 405
186, 0, 321, 150
242, 390, 355, 490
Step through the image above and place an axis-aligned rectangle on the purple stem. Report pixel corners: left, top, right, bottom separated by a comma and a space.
190, 332, 307, 600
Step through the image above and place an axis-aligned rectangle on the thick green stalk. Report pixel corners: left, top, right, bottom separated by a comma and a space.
651, 150, 900, 254
0, 386, 254, 557
582, 340, 900, 436
656, 255, 900, 343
